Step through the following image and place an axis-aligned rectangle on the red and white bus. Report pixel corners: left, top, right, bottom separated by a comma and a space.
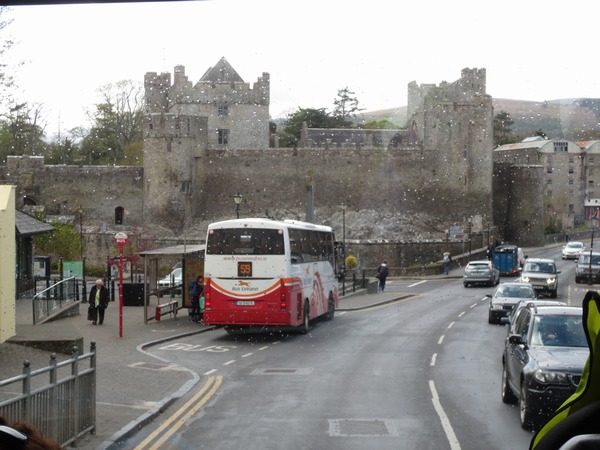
203, 218, 344, 332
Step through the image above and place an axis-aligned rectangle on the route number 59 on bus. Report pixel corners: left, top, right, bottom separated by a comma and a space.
203, 218, 345, 333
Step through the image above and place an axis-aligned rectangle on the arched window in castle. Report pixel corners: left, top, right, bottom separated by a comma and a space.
23, 196, 36, 206
115, 207, 124, 225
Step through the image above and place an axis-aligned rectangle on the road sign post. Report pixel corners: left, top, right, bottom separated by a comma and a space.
114, 232, 128, 337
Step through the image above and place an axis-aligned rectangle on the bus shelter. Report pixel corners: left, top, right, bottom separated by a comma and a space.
138, 244, 205, 323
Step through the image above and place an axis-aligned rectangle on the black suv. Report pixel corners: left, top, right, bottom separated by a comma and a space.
501, 305, 588, 431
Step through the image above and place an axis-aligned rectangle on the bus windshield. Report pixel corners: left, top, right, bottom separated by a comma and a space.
207, 228, 285, 255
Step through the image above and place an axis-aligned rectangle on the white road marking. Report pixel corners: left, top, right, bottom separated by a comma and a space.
430, 353, 437, 366
204, 369, 218, 375
242, 353, 253, 358
408, 280, 427, 287
438, 335, 445, 345
458, 311, 466, 318
470, 303, 477, 309
447, 322, 455, 329
429, 380, 461, 449
223, 360, 235, 366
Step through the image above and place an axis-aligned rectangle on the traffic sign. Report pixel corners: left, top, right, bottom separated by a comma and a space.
114, 231, 128, 245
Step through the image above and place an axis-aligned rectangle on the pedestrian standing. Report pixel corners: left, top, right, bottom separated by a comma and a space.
376, 261, 389, 292
443, 252, 452, 275
189, 275, 204, 323
88, 279, 109, 325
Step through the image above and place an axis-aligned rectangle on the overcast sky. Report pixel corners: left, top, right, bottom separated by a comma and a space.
3, 0, 599, 137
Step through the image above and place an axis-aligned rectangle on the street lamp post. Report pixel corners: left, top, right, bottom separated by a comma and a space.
589, 219, 598, 285
467, 217, 472, 262
233, 192, 243, 219
341, 202, 347, 296
78, 205, 83, 260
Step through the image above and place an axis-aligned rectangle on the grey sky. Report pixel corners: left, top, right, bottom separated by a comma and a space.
4, 0, 599, 135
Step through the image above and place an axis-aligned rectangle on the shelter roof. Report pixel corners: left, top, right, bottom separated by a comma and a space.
15, 210, 55, 237
138, 244, 205, 259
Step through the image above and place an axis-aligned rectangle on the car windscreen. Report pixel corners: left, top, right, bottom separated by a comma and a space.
531, 315, 587, 347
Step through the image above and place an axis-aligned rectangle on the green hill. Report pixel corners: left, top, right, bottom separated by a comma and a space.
357, 98, 600, 141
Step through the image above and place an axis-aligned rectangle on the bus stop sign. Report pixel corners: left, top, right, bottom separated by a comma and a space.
114, 231, 128, 249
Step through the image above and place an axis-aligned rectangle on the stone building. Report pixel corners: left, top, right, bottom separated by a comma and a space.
0, 62, 501, 269
494, 137, 586, 236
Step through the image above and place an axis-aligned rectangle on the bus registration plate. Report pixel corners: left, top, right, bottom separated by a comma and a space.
236, 300, 255, 306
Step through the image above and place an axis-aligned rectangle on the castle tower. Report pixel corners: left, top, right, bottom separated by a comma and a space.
143, 58, 270, 231
407, 68, 494, 229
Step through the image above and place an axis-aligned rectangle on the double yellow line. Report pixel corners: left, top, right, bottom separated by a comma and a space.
133, 375, 223, 450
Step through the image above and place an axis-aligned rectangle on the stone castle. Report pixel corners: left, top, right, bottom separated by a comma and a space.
0, 59, 527, 268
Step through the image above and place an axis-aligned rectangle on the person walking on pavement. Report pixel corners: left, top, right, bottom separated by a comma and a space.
443, 252, 452, 275
88, 279, 109, 325
376, 261, 389, 292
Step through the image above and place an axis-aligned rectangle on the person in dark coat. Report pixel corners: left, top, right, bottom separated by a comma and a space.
189, 275, 204, 323
376, 261, 389, 292
88, 279, 109, 325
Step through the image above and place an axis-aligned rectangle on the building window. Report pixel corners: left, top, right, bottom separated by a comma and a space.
569, 190, 574, 197
547, 178, 553, 184
569, 204, 574, 213
590, 156, 595, 164
167, 142, 172, 153
181, 181, 191, 194
569, 179, 574, 185
547, 166, 553, 173
217, 129, 229, 145
569, 167, 574, 174
218, 104, 229, 117
569, 157, 574, 163
149, 123, 154, 130
115, 206, 124, 225
553, 141, 568, 152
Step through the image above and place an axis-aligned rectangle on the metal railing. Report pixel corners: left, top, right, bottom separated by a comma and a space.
32, 276, 81, 325
0, 342, 97, 448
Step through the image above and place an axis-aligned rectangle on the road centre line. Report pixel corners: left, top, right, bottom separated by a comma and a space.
438, 335, 445, 345
408, 280, 427, 287
223, 360, 236, 366
133, 376, 223, 450
458, 311, 466, 318
204, 369, 218, 375
470, 303, 477, 309
447, 322, 455, 329
242, 353, 253, 358
258, 346, 270, 350
429, 380, 461, 449
430, 353, 437, 366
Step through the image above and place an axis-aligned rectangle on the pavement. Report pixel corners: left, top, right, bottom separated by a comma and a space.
0, 272, 459, 449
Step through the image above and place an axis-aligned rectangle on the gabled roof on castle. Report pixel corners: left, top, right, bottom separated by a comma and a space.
199, 57, 244, 83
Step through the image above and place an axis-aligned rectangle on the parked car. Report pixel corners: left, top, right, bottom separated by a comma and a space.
519, 258, 560, 298
575, 251, 600, 284
463, 260, 500, 287
562, 241, 585, 260
158, 267, 182, 290
487, 282, 537, 324
501, 305, 588, 431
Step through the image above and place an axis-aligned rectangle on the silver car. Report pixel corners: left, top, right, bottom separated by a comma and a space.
487, 282, 537, 324
463, 260, 500, 287
575, 251, 600, 284
562, 241, 585, 260
519, 258, 560, 298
